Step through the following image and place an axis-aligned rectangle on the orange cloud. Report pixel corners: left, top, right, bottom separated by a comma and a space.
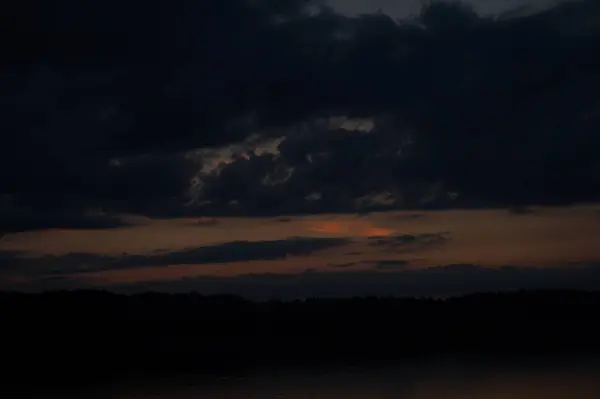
309, 221, 345, 234
363, 227, 395, 237
307, 220, 394, 237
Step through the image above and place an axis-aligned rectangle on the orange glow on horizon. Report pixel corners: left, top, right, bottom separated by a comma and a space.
3, 205, 600, 289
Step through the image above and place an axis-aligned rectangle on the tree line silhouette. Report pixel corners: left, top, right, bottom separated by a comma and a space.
3, 289, 600, 385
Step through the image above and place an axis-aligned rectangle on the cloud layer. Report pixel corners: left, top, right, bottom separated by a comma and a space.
0, 236, 351, 278
111, 262, 600, 299
8, 262, 600, 299
2, 0, 600, 226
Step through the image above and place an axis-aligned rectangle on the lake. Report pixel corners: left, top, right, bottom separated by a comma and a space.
76, 357, 600, 399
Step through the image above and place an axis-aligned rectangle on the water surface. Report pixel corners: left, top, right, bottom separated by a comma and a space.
89, 358, 600, 399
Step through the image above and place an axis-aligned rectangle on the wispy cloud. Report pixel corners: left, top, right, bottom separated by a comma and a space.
371, 260, 411, 270
0, 237, 352, 278
368, 232, 451, 252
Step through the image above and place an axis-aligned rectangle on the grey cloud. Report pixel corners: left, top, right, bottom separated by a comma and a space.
394, 214, 426, 220
371, 260, 411, 270
3, 0, 600, 221
0, 251, 27, 286
2, 237, 352, 277
1, 147, 198, 222
105, 262, 600, 299
328, 259, 411, 270
192, 124, 461, 216
368, 232, 451, 252
328, 0, 562, 18
327, 262, 360, 268
508, 206, 535, 215
0, 251, 20, 266
0, 208, 130, 235
2, 0, 320, 223
98, 153, 199, 214
186, 1, 600, 215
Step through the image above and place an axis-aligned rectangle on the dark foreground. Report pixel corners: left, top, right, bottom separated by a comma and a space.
2, 290, 600, 389
80, 358, 600, 399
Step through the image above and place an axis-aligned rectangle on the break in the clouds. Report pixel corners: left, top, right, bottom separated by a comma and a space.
2, 0, 600, 227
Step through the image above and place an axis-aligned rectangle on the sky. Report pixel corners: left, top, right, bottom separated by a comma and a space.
2, 0, 600, 298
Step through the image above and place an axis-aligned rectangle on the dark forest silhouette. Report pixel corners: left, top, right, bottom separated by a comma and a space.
3, 289, 600, 386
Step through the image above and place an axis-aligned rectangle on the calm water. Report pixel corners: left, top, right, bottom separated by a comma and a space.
38, 358, 600, 398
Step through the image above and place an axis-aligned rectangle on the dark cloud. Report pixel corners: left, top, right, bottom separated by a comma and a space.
0, 207, 130, 235
368, 232, 450, 252
0, 251, 26, 286
187, 1, 600, 215
3, 0, 600, 222
327, 262, 360, 268
1, 237, 351, 277
394, 214, 426, 220
371, 260, 411, 270
328, 259, 412, 270
0, 251, 20, 266
2, 150, 198, 217
68, 262, 600, 299
97, 153, 199, 216
508, 205, 535, 215
2, 0, 321, 225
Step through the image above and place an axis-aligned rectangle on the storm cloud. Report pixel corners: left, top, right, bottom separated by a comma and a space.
2, 0, 600, 226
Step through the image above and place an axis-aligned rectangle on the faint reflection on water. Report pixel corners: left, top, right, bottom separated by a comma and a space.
92, 358, 600, 399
